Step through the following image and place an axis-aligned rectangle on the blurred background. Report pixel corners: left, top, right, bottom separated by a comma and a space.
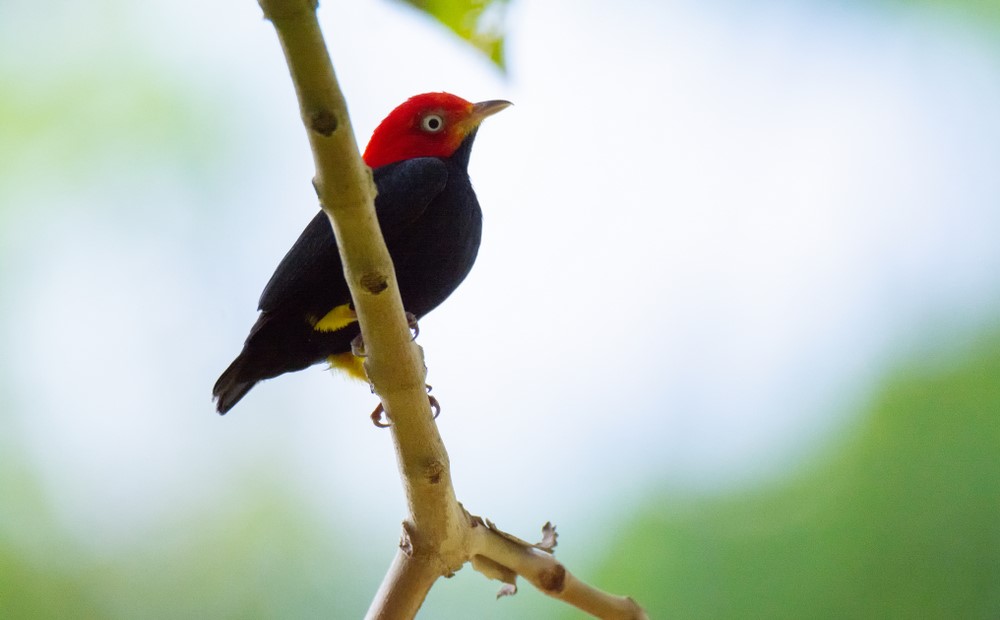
2, 0, 998, 617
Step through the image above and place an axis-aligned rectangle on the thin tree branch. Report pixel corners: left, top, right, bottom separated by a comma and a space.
469, 521, 650, 620
257, 1, 468, 617
256, 1, 647, 618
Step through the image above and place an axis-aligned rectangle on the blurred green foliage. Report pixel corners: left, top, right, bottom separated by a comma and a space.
398, 0, 509, 69
598, 328, 1000, 619
0, 448, 105, 618
900, 0, 1000, 29
0, 67, 228, 193
0, 475, 380, 619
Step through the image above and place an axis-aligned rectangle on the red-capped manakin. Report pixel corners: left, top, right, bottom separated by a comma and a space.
213, 93, 511, 414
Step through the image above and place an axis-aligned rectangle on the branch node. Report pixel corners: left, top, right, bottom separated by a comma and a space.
423, 459, 444, 485
309, 108, 338, 136
360, 272, 389, 294
538, 563, 567, 594
399, 522, 415, 557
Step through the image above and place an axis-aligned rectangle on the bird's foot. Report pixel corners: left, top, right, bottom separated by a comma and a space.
368, 386, 440, 428
405, 312, 419, 340
351, 313, 417, 356
425, 384, 440, 419
370, 402, 391, 428
351, 333, 366, 357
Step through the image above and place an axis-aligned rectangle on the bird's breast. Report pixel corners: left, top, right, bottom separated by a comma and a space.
390, 181, 483, 318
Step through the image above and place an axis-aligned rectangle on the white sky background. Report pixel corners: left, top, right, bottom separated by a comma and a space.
3, 0, 1000, 560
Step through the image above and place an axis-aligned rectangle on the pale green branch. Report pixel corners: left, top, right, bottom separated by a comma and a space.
256, 1, 646, 618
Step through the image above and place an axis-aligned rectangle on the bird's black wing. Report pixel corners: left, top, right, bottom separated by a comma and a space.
257, 157, 449, 312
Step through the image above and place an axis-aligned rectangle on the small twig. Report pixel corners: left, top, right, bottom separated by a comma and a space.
470, 520, 649, 620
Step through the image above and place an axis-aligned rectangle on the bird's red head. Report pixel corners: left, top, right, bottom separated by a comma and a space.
363, 92, 511, 168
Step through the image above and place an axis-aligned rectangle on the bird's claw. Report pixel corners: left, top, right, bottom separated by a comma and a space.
424, 384, 440, 418
405, 312, 420, 340
351, 333, 366, 357
368, 387, 440, 428
352, 313, 416, 355
370, 402, 391, 428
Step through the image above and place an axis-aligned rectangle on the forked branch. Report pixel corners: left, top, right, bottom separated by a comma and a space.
256, 1, 646, 617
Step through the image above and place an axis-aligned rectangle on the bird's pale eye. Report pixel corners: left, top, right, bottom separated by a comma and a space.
421, 114, 445, 133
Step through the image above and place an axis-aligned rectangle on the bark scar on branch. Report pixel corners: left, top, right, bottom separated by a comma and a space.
309, 108, 338, 136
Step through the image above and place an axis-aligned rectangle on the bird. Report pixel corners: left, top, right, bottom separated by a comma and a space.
213, 92, 511, 415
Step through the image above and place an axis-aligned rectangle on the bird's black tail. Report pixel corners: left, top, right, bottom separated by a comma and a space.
213, 354, 258, 415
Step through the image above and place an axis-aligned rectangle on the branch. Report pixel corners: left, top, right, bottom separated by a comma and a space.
365, 534, 440, 620
256, 1, 647, 618
255, 0, 429, 412
470, 520, 649, 620
258, 0, 469, 613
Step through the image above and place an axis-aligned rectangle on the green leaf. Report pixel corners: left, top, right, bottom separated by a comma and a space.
398, 0, 509, 70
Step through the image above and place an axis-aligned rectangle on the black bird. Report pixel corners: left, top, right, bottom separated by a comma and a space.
213, 92, 511, 414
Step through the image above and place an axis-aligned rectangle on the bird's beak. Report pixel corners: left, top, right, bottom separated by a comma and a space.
468, 99, 513, 126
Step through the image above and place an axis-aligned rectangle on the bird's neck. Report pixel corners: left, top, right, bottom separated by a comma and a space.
448, 129, 478, 170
